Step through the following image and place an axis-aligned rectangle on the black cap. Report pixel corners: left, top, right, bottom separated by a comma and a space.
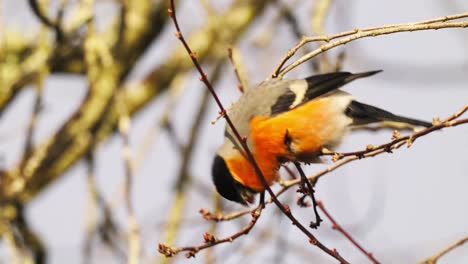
212, 155, 248, 205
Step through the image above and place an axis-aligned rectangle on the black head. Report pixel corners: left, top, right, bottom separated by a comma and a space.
212, 155, 254, 205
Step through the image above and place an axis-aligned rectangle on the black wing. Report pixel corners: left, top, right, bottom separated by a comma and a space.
270, 70, 382, 115
271, 90, 296, 115
303, 70, 382, 102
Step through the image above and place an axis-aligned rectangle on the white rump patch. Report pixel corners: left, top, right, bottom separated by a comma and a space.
331, 93, 354, 130
289, 81, 308, 108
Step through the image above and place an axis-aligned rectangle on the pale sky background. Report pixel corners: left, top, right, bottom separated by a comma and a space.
1, 0, 468, 263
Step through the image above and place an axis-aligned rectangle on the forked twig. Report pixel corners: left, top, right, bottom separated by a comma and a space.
159, 203, 264, 258
273, 13, 468, 77
28, 0, 65, 40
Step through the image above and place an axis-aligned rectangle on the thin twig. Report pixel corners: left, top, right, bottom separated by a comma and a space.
116, 0, 128, 51
419, 237, 468, 264
322, 105, 468, 162
82, 152, 127, 260
159, 62, 224, 264
3, 221, 34, 263
317, 201, 380, 264
272, 0, 322, 72
117, 94, 140, 264
311, 0, 332, 36
19, 71, 45, 178
282, 105, 468, 189
250, 0, 299, 48
204, 194, 223, 264
83, 153, 98, 263
199, 207, 252, 222
107, 75, 189, 221
4, 205, 46, 263
227, 47, 247, 93
272, 13, 468, 77
28, 0, 56, 28
28, 0, 65, 41
167, 2, 349, 263
134, 74, 188, 169
159, 202, 264, 258
311, 0, 333, 73
272, 0, 302, 41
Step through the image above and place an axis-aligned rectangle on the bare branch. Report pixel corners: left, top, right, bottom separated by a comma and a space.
19, 71, 45, 175
318, 201, 380, 264
159, 204, 264, 258
159, 62, 224, 264
419, 237, 468, 264
273, 13, 468, 77
3, 0, 263, 203
227, 47, 248, 93
282, 104, 468, 187
28, 0, 65, 40
117, 93, 140, 264
322, 105, 468, 162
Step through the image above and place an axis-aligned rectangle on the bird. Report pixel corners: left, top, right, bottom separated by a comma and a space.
212, 70, 431, 205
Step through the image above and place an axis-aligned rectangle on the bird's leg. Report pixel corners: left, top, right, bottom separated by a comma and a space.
293, 162, 322, 229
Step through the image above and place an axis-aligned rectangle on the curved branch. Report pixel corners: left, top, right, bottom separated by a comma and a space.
419, 237, 468, 264
273, 13, 468, 77
28, 0, 65, 40
159, 204, 264, 258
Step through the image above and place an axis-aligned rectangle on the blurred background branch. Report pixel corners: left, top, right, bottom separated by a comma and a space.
0, 0, 467, 263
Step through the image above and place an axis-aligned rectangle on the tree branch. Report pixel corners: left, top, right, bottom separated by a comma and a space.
322, 105, 468, 162
273, 12, 468, 77
317, 201, 380, 264
159, 204, 264, 258
2, 0, 265, 204
419, 237, 468, 264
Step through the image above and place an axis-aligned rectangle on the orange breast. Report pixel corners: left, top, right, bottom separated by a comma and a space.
251, 98, 341, 157
225, 155, 275, 192
227, 98, 346, 191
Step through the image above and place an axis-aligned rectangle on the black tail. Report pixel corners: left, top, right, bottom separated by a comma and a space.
345, 100, 432, 127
